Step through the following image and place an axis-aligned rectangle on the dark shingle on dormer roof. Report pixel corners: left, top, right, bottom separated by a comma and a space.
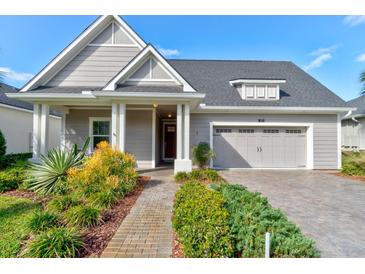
168, 59, 347, 107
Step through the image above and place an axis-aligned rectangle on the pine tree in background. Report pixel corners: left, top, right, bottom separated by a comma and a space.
361, 71, 365, 94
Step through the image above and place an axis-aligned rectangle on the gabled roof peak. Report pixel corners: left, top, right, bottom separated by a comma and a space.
103, 44, 196, 92
21, 15, 146, 92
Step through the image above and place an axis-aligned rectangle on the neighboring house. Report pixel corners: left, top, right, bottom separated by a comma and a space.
7, 15, 352, 172
0, 83, 61, 154
342, 95, 365, 150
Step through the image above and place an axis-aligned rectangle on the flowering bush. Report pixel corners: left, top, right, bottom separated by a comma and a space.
67, 141, 138, 198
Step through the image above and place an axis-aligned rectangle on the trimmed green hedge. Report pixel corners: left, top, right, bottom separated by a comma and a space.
174, 169, 223, 184
214, 184, 320, 258
172, 181, 234, 258
0, 165, 28, 192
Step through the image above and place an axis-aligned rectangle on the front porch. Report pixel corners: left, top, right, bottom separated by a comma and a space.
32, 102, 193, 173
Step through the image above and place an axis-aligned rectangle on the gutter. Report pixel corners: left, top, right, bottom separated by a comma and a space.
193, 105, 356, 114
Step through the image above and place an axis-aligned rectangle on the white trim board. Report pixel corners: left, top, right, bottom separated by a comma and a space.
195, 105, 355, 114
337, 113, 342, 169
209, 121, 314, 170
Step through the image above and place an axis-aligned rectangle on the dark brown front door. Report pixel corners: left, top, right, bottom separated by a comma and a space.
164, 123, 176, 160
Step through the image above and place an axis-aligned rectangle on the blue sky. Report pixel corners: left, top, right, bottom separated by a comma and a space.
0, 15, 365, 101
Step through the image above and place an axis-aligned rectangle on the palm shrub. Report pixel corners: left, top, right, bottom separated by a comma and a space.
28, 210, 59, 232
26, 138, 90, 195
172, 181, 234, 257
0, 130, 6, 167
192, 142, 215, 169
24, 227, 83, 258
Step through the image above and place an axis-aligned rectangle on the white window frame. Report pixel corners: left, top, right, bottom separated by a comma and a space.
89, 117, 112, 152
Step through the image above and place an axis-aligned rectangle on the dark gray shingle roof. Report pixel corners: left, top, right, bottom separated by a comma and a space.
0, 83, 33, 110
25, 60, 347, 108
1, 83, 61, 116
168, 59, 347, 107
346, 95, 365, 117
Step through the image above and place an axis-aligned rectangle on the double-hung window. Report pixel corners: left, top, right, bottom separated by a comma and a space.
89, 118, 111, 149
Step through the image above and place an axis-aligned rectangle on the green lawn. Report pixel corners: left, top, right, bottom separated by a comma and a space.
0, 196, 40, 257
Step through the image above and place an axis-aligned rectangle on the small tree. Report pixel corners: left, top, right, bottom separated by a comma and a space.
0, 130, 6, 166
361, 71, 365, 93
192, 142, 215, 169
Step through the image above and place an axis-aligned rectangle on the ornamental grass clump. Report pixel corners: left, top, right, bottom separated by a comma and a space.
28, 210, 59, 233
172, 181, 234, 258
64, 205, 102, 228
24, 227, 83, 258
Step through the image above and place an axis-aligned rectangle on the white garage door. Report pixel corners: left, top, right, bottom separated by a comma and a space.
213, 127, 307, 168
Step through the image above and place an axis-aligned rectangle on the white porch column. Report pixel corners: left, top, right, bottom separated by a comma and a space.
60, 113, 66, 151
151, 108, 156, 168
119, 103, 126, 152
174, 103, 192, 173
111, 103, 118, 148
176, 104, 183, 160
40, 104, 49, 155
32, 104, 41, 159
184, 104, 190, 160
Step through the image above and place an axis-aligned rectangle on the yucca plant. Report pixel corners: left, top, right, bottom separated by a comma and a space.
26, 138, 90, 195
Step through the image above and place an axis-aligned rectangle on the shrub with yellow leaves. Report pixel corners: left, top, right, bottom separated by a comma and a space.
67, 141, 138, 199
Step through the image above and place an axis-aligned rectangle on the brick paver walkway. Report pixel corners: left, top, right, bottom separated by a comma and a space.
101, 167, 177, 258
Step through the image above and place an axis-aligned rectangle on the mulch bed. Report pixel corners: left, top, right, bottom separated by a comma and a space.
172, 232, 184, 258
80, 176, 150, 258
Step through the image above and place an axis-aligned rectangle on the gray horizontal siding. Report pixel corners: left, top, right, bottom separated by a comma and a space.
125, 110, 152, 168
65, 109, 152, 168
190, 113, 338, 169
47, 45, 140, 87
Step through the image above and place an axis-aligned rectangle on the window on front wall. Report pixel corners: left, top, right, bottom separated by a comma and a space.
91, 119, 110, 149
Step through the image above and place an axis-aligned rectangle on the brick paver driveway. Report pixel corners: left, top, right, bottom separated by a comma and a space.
220, 170, 365, 257
102, 167, 176, 258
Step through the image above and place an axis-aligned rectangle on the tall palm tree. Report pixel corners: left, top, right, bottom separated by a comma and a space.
361, 71, 365, 94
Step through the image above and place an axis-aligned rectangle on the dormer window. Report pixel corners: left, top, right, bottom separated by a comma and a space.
229, 79, 286, 101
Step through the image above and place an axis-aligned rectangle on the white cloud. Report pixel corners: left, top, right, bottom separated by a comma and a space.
309, 45, 338, 56
304, 45, 338, 71
343, 16, 365, 27
304, 53, 332, 71
0, 67, 34, 82
356, 53, 365, 62
157, 48, 180, 57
